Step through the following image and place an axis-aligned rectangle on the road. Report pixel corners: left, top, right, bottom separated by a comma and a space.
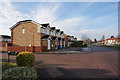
1, 46, 119, 78
34, 46, 118, 78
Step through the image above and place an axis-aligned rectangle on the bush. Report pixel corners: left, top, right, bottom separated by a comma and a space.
16, 52, 35, 66
71, 41, 83, 47
2, 66, 37, 79
82, 44, 87, 47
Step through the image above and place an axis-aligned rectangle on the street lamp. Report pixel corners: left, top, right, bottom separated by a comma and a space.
25, 22, 27, 52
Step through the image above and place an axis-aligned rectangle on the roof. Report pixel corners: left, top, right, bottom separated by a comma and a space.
41, 35, 50, 40
41, 23, 49, 28
10, 20, 40, 30
56, 29, 60, 32
106, 38, 120, 40
0, 35, 11, 38
64, 34, 68, 38
51, 36, 57, 40
51, 27, 55, 30
60, 31, 64, 34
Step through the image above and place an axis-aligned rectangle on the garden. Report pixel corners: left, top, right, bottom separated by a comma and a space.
1, 52, 38, 80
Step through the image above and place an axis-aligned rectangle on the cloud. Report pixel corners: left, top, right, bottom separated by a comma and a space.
0, 2, 118, 41
32, 3, 61, 24
0, 1, 29, 35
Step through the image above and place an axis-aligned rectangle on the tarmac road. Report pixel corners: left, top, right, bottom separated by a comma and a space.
1, 47, 119, 78
34, 46, 118, 78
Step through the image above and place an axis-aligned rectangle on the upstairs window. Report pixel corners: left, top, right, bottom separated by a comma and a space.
54, 31, 55, 36
43, 28, 45, 33
22, 28, 25, 34
51, 31, 53, 35
47, 28, 49, 35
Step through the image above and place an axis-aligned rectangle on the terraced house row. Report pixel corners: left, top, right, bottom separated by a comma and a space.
7, 20, 77, 52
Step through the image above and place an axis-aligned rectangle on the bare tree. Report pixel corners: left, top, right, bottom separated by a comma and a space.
82, 33, 88, 43
102, 35, 105, 41
111, 36, 114, 38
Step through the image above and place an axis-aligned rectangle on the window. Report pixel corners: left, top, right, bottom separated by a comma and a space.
51, 31, 53, 35
54, 31, 55, 36
22, 28, 25, 34
47, 28, 49, 35
43, 28, 45, 33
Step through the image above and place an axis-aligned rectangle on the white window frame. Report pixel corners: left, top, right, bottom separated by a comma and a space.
43, 28, 45, 33
54, 31, 55, 36
51, 31, 53, 35
22, 28, 25, 34
47, 28, 49, 35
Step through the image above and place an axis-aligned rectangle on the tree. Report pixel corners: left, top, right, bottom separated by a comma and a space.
82, 34, 88, 44
111, 36, 114, 38
94, 38, 97, 43
102, 35, 105, 41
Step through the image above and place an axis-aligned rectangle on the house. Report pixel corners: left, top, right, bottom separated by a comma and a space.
8, 20, 44, 52
64, 34, 77, 47
104, 37, 120, 45
0, 35, 11, 52
50, 27, 57, 50
7, 20, 76, 52
56, 29, 61, 49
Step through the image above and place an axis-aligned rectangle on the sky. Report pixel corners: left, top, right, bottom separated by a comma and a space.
0, 0, 118, 41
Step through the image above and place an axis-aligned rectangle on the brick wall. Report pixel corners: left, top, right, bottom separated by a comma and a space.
11, 22, 41, 47
7, 46, 45, 52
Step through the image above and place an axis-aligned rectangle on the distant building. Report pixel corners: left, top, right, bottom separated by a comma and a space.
104, 38, 120, 45
0, 35, 11, 52
0, 35, 11, 42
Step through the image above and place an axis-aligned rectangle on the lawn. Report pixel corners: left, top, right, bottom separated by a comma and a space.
90, 44, 120, 49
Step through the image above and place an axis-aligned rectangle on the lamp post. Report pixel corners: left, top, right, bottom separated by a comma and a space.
25, 23, 27, 52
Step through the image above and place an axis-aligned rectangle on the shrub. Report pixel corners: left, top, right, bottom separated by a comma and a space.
82, 44, 87, 47
2, 66, 37, 79
71, 41, 83, 47
16, 52, 35, 66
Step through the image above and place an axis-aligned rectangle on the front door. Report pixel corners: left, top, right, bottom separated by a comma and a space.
60, 40, 62, 48
48, 40, 50, 50
55, 40, 57, 49
64, 41, 65, 47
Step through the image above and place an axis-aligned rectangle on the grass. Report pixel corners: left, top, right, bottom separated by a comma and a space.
0, 62, 17, 72
90, 44, 120, 49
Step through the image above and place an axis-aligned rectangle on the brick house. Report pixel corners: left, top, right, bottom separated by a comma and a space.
64, 34, 77, 47
0, 35, 11, 52
7, 20, 77, 52
8, 20, 44, 52
104, 37, 120, 45
8, 20, 66, 52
